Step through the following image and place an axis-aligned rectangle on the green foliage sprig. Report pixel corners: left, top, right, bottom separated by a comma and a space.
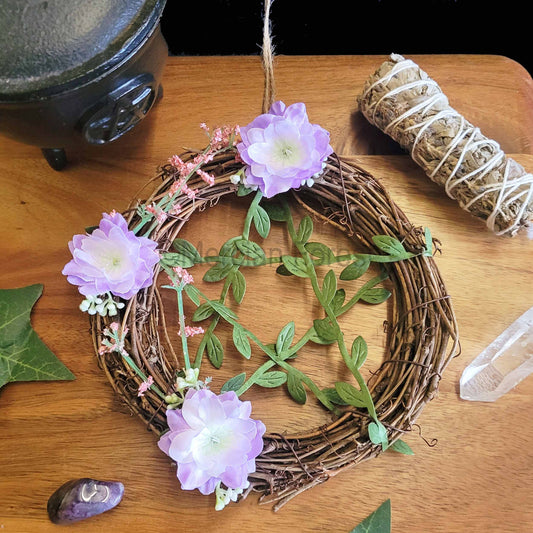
160, 189, 434, 449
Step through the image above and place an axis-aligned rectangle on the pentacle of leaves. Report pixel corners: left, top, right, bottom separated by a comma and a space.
0, 284, 75, 390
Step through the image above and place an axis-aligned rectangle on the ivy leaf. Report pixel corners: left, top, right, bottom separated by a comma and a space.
349, 499, 391, 533
203, 261, 234, 282
252, 205, 271, 238
368, 420, 389, 449
304, 242, 335, 263
359, 287, 391, 304
330, 289, 346, 316
321, 269, 337, 306
237, 183, 254, 197
205, 331, 224, 368
286, 370, 307, 404
321, 387, 349, 405
424, 227, 433, 257
231, 269, 246, 304
171, 238, 202, 265
235, 239, 266, 261
313, 317, 339, 342
275, 264, 293, 277
262, 200, 289, 222
372, 235, 407, 257
351, 336, 368, 369
205, 300, 238, 322
255, 370, 287, 388
340, 257, 370, 281
192, 302, 215, 322
221, 372, 246, 392
232, 324, 251, 359
0, 284, 75, 389
276, 321, 295, 356
281, 256, 309, 278
296, 215, 313, 244
389, 439, 414, 455
183, 284, 200, 306
334, 382, 366, 408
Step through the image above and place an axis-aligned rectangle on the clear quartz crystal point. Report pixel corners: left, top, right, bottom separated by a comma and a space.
460, 306, 533, 401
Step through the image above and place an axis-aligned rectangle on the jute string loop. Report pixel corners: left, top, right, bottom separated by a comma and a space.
261, 0, 276, 113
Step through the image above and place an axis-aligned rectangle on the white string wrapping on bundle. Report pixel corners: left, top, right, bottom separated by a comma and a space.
358, 53, 533, 237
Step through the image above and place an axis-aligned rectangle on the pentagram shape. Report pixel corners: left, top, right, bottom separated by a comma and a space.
91, 149, 458, 509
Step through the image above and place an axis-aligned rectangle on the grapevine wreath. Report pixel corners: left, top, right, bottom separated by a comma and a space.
62, 11, 460, 512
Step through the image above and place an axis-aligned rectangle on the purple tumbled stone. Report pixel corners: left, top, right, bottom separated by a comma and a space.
47, 478, 124, 524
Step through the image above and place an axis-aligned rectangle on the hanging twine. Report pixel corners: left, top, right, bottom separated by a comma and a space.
261, 0, 276, 113
358, 54, 533, 236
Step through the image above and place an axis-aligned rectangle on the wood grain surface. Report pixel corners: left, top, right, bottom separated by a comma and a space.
1, 55, 532, 533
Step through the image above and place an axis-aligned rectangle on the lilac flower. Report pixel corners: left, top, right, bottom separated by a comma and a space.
62, 211, 159, 300
158, 388, 266, 495
237, 101, 333, 197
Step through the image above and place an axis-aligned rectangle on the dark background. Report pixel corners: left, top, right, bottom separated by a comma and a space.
161, 0, 532, 75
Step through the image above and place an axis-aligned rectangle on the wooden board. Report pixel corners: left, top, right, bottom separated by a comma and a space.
1, 55, 532, 533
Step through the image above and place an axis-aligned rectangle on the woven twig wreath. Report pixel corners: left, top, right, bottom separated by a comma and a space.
91, 148, 459, 510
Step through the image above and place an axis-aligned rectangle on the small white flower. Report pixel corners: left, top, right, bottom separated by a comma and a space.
229, 174, 242, 185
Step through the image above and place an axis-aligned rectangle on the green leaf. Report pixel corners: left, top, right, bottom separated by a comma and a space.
255, 370, 287, 388
237, 183, 254, 196
351, 336, 368, 369
203, 261, 234, 282
349, 499, 391, 533
235, 239, 266, 261
321, 387, 349, 405
206, 332, 224, 368
252, 205, 271, 238
276, 321, 295, 355
192, 302, 215, 322
231, 270, 246, 304
281, 256, 309, 278
172, 238, 202, 264
334, 382, 366, 408
221, 372, 246, 392
313, 317, 339, 342
424, 227, 433, 257
390, 439, 414, 455
359, 287, 391, 304
368, 420, 388, 448
321, 270, 337, 306
304, 241, 335, 263
262, 201, 290, 222
372, 235, 407, 256
219, 238, 238, 257
206, 300, 238, 321
183, 284, 200, 306
340, 257, 370, 281
296, 216, 313, 243
232, 324, 251, 359
160, 252, 194, 268
286, 371, 307, 404
275, 264, 293, 277
85, 225, 98, 234
330, 289, 346, 315
0, 284, 75, 389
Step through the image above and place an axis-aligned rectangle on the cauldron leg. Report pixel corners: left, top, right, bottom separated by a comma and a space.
41, 148, 67, 171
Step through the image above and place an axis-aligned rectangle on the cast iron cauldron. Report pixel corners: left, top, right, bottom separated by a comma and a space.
0, 0, 168, 169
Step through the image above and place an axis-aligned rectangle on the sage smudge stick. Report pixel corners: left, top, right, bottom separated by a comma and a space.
358, 53, 533, 237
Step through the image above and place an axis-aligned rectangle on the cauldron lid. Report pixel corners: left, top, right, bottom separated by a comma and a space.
0, 0, 166, 101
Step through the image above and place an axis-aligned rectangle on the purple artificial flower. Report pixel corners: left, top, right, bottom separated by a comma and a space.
158, 388, 266, 495
62, 211, 159, 300
236, 101, 333, 197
